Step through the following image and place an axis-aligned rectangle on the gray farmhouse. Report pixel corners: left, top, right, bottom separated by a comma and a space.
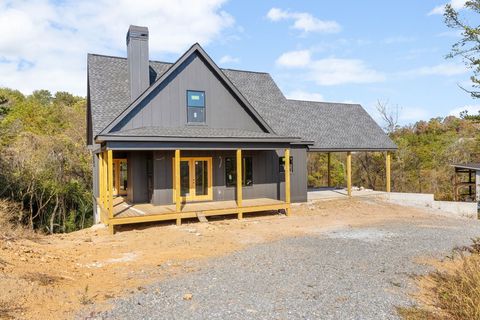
87, 25, 396, 233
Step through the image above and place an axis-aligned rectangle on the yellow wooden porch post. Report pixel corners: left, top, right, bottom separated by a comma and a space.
107, 150, 113, 218
175, 149, 181, 225
386, 151, 391, 193
98, 152, 104, 222
107, 150, 114, 233
327, 152, 331, 187
285, 149, 291, 216
103, 151, 108, 208
98, 153, 103, 203
236, 149, 243, 219
346, 151, 352, 197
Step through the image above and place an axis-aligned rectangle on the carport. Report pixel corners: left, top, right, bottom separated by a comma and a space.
282, 100, 397, 195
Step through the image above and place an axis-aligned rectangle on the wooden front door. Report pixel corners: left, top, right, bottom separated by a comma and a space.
112, 159, 128, 196
174, 157, 212, 202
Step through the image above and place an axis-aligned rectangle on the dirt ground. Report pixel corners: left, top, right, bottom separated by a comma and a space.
0, 198, 441, 319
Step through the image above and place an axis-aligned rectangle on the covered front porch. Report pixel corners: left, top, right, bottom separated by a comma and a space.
96, 147, 292, 233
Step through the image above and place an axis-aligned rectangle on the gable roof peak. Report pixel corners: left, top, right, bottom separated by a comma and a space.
98, 40, 275, 136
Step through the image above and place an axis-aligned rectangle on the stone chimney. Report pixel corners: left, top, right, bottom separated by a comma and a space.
126, 25, 149, 101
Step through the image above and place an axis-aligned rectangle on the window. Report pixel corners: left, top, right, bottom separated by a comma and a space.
225, 157, 253, 187
187, 90, 205, 123
279, 156, 293, 173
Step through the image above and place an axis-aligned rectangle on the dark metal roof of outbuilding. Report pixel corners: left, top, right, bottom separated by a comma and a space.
452, 163, 480, 171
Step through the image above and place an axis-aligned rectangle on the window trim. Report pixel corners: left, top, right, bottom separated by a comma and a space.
225, 156, 254, 188
186, 90, 206, 124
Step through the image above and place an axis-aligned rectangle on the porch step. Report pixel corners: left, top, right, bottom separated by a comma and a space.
196, 212, 208, 223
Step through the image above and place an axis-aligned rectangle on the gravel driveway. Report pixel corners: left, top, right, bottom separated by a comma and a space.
87, 211, 480, 320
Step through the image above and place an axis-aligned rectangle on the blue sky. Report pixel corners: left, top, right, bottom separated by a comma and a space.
0, 0, 477, 125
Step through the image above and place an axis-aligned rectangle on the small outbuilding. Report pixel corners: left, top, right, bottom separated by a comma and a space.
452, 163, 480, 202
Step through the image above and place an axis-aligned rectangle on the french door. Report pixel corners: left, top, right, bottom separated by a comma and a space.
112, 159, 128, 196
174, 157, 212, 202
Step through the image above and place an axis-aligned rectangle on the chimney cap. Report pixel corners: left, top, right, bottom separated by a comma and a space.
127, 25, 149, 44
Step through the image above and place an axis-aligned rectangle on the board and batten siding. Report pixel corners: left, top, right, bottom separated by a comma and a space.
113, 52, 265, 133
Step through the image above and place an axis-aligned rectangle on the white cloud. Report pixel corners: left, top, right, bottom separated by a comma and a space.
286, 90, 324, 101
309, 58, 385, 86
276, 50, 311, 68
276, 49, 385, 85
449, 105, 480, 117
428, 0, 467, 15
219, 55, 239, 64
266, 8, 341, 34
402, 63, 467, 76
0, 0, 235, 95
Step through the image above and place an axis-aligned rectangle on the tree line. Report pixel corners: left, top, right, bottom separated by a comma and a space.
0, 88, 92, 233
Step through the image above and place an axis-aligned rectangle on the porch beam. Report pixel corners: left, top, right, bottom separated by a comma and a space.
346, 151, 352, 197
174, 149, 181, 225
237, 149, 243, 219
285, 148, 291, 216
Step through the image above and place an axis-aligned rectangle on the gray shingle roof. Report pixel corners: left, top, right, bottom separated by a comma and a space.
88, 53, 396, 151
283, 100, 397, 151
88, 54, 171, 138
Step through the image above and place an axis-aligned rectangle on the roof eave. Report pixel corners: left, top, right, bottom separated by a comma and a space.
308, 146, 398, 152
95, 134, 304, 144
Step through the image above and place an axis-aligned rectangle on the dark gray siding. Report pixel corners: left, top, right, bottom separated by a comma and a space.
114, 53, 264, 133
149, 148, 307, 205
278, 147, 307, 203
127, 151, 151, 203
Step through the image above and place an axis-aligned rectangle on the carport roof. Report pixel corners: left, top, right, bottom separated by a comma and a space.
452, 163, 480, 171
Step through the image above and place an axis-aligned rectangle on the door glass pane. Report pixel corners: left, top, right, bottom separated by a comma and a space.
119, 161, 127, 192
180, 161, 190, 197
195, 160, 208, 196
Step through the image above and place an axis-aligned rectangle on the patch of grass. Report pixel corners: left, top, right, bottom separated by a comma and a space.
399, 238, 480, 320
0, 199, 38, 241
0, 299, 24, 319
79, 285, 94, 305
430, 253, 480, 320
21, 272, 61, 286
396, 306, 436, 320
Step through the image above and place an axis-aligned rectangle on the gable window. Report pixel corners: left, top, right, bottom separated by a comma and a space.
279, 156, 293, 173
225, 157, 253, 187
187, 90, 205, 123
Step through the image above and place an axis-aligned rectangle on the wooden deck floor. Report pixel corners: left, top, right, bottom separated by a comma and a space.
109, 197, 287, 226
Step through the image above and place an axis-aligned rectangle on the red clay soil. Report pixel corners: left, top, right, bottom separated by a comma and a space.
0, 198, 434, 319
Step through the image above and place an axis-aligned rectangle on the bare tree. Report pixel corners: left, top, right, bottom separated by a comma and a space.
376, 99, 400, 134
